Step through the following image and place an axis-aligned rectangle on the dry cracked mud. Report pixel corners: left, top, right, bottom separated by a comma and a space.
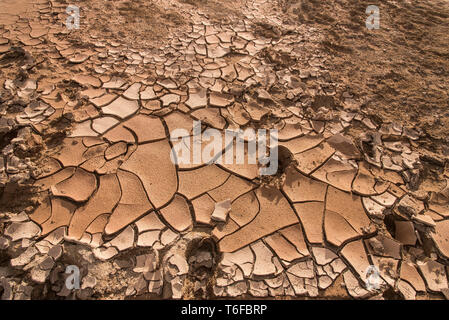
0, 0, 449, 301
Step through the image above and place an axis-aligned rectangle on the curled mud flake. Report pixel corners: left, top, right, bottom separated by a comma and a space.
192, 194, 216, 226
186, 87, 207, 109
5, 221, 40, 242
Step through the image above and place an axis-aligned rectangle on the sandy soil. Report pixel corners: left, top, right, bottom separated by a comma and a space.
279, 0, 449, 155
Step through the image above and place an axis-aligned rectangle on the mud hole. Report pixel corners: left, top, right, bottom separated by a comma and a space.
184, 237, 220, 299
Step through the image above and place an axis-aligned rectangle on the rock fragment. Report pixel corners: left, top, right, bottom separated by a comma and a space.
211, 199, 231, 222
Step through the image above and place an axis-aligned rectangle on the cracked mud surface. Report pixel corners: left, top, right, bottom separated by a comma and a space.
0, 0, 449, 300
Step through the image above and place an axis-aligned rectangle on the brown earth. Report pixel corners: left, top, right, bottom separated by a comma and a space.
279, 0, 449, 156
0, 0, 449, 301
